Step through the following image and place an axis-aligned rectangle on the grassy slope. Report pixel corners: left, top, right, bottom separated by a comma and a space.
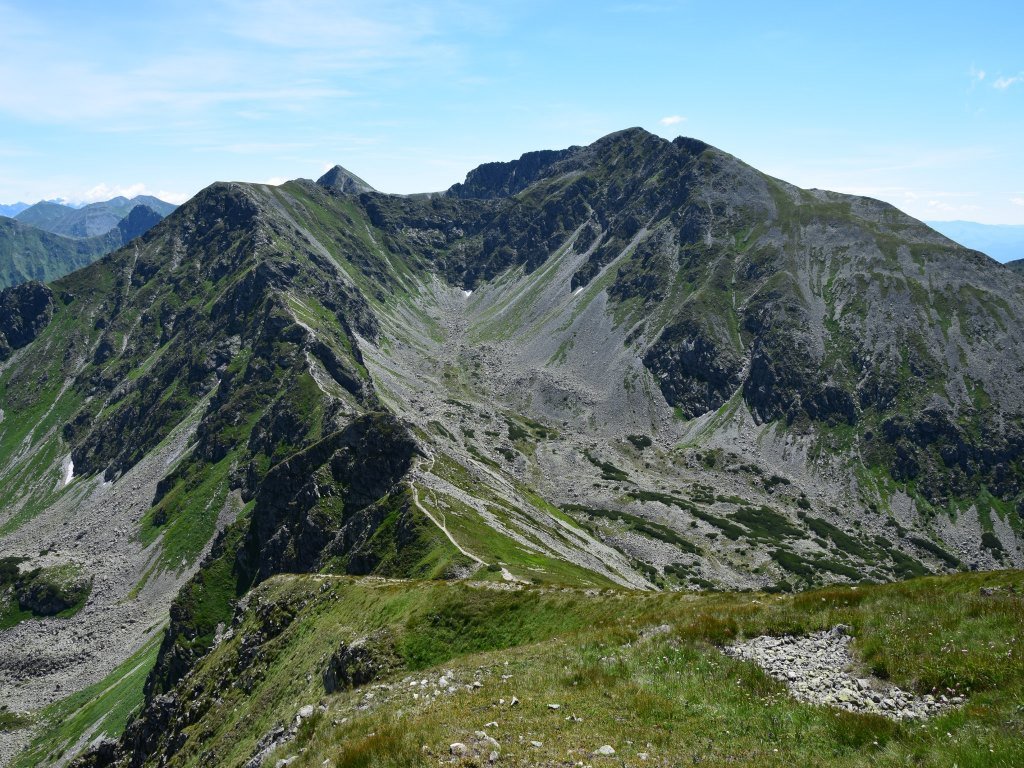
0, 218, 118, 289
143, 569, 1024, 768
11, 635, 162, 768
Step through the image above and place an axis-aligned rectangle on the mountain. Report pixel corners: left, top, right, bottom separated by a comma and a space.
14, 195, 177, 239
1, 128, 1024, 766
0, 203, 29, 218
926, 220, 1024, 263
0, 216, 121, 288
317, 165, 376, 195
0, 205, 167, 289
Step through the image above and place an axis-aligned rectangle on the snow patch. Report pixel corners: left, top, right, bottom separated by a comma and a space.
462, 289, 473, 298
572, 287, 584, 296
62, 456, 74, 487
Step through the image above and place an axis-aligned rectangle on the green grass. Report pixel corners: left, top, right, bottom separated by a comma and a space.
564, 504, 701, 554
631, 489, 746, 540
415, 484, 616, 588
12, 634, 161, 768
132, 569, 1024, 768
731, 505, 803, 540
0, 706, 31, 731
583, 450, 630, 481
140, 452, 235, 571
802, 515, 874, 559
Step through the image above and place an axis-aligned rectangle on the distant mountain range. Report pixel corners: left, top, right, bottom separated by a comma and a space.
0, 195, 176, 289
926, 220, 1024, 264
0, 202, 29, 218
14, 195, 177, 238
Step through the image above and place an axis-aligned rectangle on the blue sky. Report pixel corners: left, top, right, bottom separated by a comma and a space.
1, 0, 1022, 223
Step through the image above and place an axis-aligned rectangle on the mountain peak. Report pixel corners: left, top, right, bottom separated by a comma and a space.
316, 165, 376, 195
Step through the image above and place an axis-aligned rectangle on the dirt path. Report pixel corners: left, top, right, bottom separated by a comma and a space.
410, 457, 486, 568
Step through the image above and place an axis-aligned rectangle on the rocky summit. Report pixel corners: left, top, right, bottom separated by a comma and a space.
1, 128, 1023, 766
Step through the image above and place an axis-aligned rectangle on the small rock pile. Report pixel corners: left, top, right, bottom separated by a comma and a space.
723, 625, 964, 720
450, 730, 501, 763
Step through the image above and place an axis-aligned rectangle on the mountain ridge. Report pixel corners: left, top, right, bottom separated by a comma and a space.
1, 128, 1023, 766
14, 195, 176, 239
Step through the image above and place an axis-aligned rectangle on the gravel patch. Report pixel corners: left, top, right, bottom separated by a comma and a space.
723, 625, 964, 720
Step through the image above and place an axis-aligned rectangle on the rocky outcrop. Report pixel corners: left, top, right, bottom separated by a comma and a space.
239, 412, 418, 582
643, 318, 745, 418
448, 148, 578, 199
316, 165, 376, 195
322, 629, 400, 693
15, 568, 92, 616
0, 281, 54, 360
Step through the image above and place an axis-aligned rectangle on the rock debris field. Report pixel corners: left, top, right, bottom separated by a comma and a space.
723, 625, 965, 720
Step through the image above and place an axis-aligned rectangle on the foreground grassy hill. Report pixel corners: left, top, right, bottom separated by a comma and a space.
13, 569, 1022, 767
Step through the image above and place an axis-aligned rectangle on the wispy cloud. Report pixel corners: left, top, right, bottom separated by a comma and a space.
659, 115, 686, 126
969, 65, 986, 84
1012, 197, 1024, 207
0, 1, 451, 128
74, 183, 189, 205
993, 74, 1023, 90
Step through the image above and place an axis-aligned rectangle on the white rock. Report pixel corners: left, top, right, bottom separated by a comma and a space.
595, 745, 616, 756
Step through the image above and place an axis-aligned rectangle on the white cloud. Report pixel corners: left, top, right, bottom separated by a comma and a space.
994, 74, 1023, 90
659, 115, 686, 126
262, 176, 288, 186
1012, 197, 1024, 207
82, 182, 147, 202
969, 65, 985, 83
66, 183, 190, 206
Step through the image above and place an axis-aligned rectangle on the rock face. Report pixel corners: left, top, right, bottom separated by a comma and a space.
316, 165, 376, 195
15, 566, 92, 616
239, 412, 418, 583
0, 280, 54, 360
322, 629, 399, 693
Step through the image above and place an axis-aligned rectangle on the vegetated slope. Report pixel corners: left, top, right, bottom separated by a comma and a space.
15, 196, 176, 239
2, 128, 1024, 765
0, 218, 120, 289
0, 206, 168, 289
50, 570, 1024, 768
